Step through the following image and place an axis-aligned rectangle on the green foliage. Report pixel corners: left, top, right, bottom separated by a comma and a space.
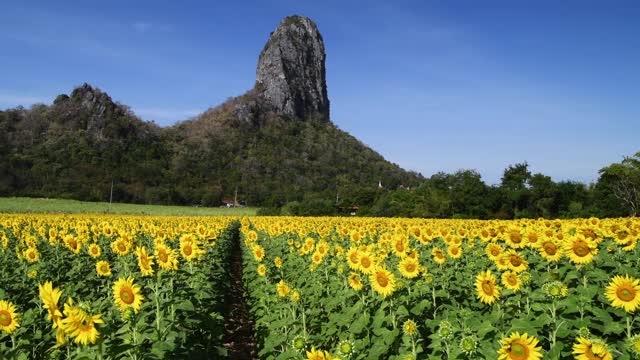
0, 86, 420, 209
0, 84, 635, 219
598, 152, 640, 216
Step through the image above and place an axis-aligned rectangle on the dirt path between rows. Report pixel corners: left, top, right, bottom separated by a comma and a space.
222, 236, 258, 359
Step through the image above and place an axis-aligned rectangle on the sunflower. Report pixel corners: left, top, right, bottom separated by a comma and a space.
622, 239, 637, 252
311, 251, 324, 265
524, 230, 541, 248
317, 241, 329, 257
432, 247, 446, 264
306, 347, 332, 360
357, 251, 376, 274
505, 227, 526, 249
613, 229, 631, 244
23, 247, 40, 263
111, 238, 130, 256
497, 332, 543, 360
135, 246, 155, 277
398, 257, 420, 279
539, 239, 562, 262
0, 300, 20, 334
486, 243, 503, 261
276, 280, 291, 297
337, 339, 354, 358
504, 250, 528, 273
39, 281, 63, 326
180, 239, 203, 262
542, 281, 568, 298
402, 319, 418, 336
572, 337, 612, 360
60, 299, 103, 345
252, 244, 265, 262
475, 270, 501, 304
501, 271, 521, 292
393, 236, 408, 257
112, 277, 144, 313
87, 243, 101, 258
346, 248, 360, 269
348, 272, 363, 291
604, 275, 640, 313
96, 260, 112, 277
564, 235, 597, 264
303, 237, 316, 254
285, 289, 298, 303
154, 243, 178, 271
274, 257, 283, 268
196, 225, 207, 238
257, 264, 266, 276
447, 245, 462, 259
628, 334, 640, 357
370, 267, 396, 298
62, 234, 82, 254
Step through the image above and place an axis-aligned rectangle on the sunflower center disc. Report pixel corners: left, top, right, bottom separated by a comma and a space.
544, 244, 557, 255
574, 242, 589, 256
482, 281, 493, 294
377, 274, 388, 287
511, 257, 522, 266
406, 264, 415, 272
510, 342, 528, 359
617, 286, 636, 301
121, 289, 134, 304
0, 311, 11, 326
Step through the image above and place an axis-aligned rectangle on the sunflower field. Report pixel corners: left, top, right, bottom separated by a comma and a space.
0, 214, 238, 359
1, 214, 640, 359
240, 216, 640, 359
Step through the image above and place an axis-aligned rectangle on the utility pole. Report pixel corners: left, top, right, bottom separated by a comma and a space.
234, 185, 238, 206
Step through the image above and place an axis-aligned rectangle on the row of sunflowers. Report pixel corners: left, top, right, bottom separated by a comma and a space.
240, 217, 640, 359
0, 214, 238, 359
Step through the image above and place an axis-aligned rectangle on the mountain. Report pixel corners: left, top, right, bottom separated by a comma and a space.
0, 15, 421, 209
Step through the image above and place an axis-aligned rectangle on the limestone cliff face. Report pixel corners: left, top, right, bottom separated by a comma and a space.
255, 15, 330, 121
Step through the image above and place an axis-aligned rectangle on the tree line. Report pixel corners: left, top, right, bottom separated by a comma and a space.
268, 153, 640, 219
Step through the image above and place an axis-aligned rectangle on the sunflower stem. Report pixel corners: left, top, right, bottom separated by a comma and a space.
411, 335, 417, 356
302, 308, 307, 338
431, 286, 437, 317
155, 271, 162, 335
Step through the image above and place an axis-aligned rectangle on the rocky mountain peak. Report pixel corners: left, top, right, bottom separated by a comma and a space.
255, 15, 330, 122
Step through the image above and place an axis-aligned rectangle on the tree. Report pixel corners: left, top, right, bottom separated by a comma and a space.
448, 170, 490, 218
599, 152, 640, 216
501, 162, 531, 191
500, 162, 532, 217
528, 173, 556, 217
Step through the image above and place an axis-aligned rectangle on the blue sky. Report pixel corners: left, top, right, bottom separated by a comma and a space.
1, 1, 638, 184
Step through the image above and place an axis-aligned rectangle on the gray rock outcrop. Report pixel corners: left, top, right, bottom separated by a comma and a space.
256, 15, 330, 121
